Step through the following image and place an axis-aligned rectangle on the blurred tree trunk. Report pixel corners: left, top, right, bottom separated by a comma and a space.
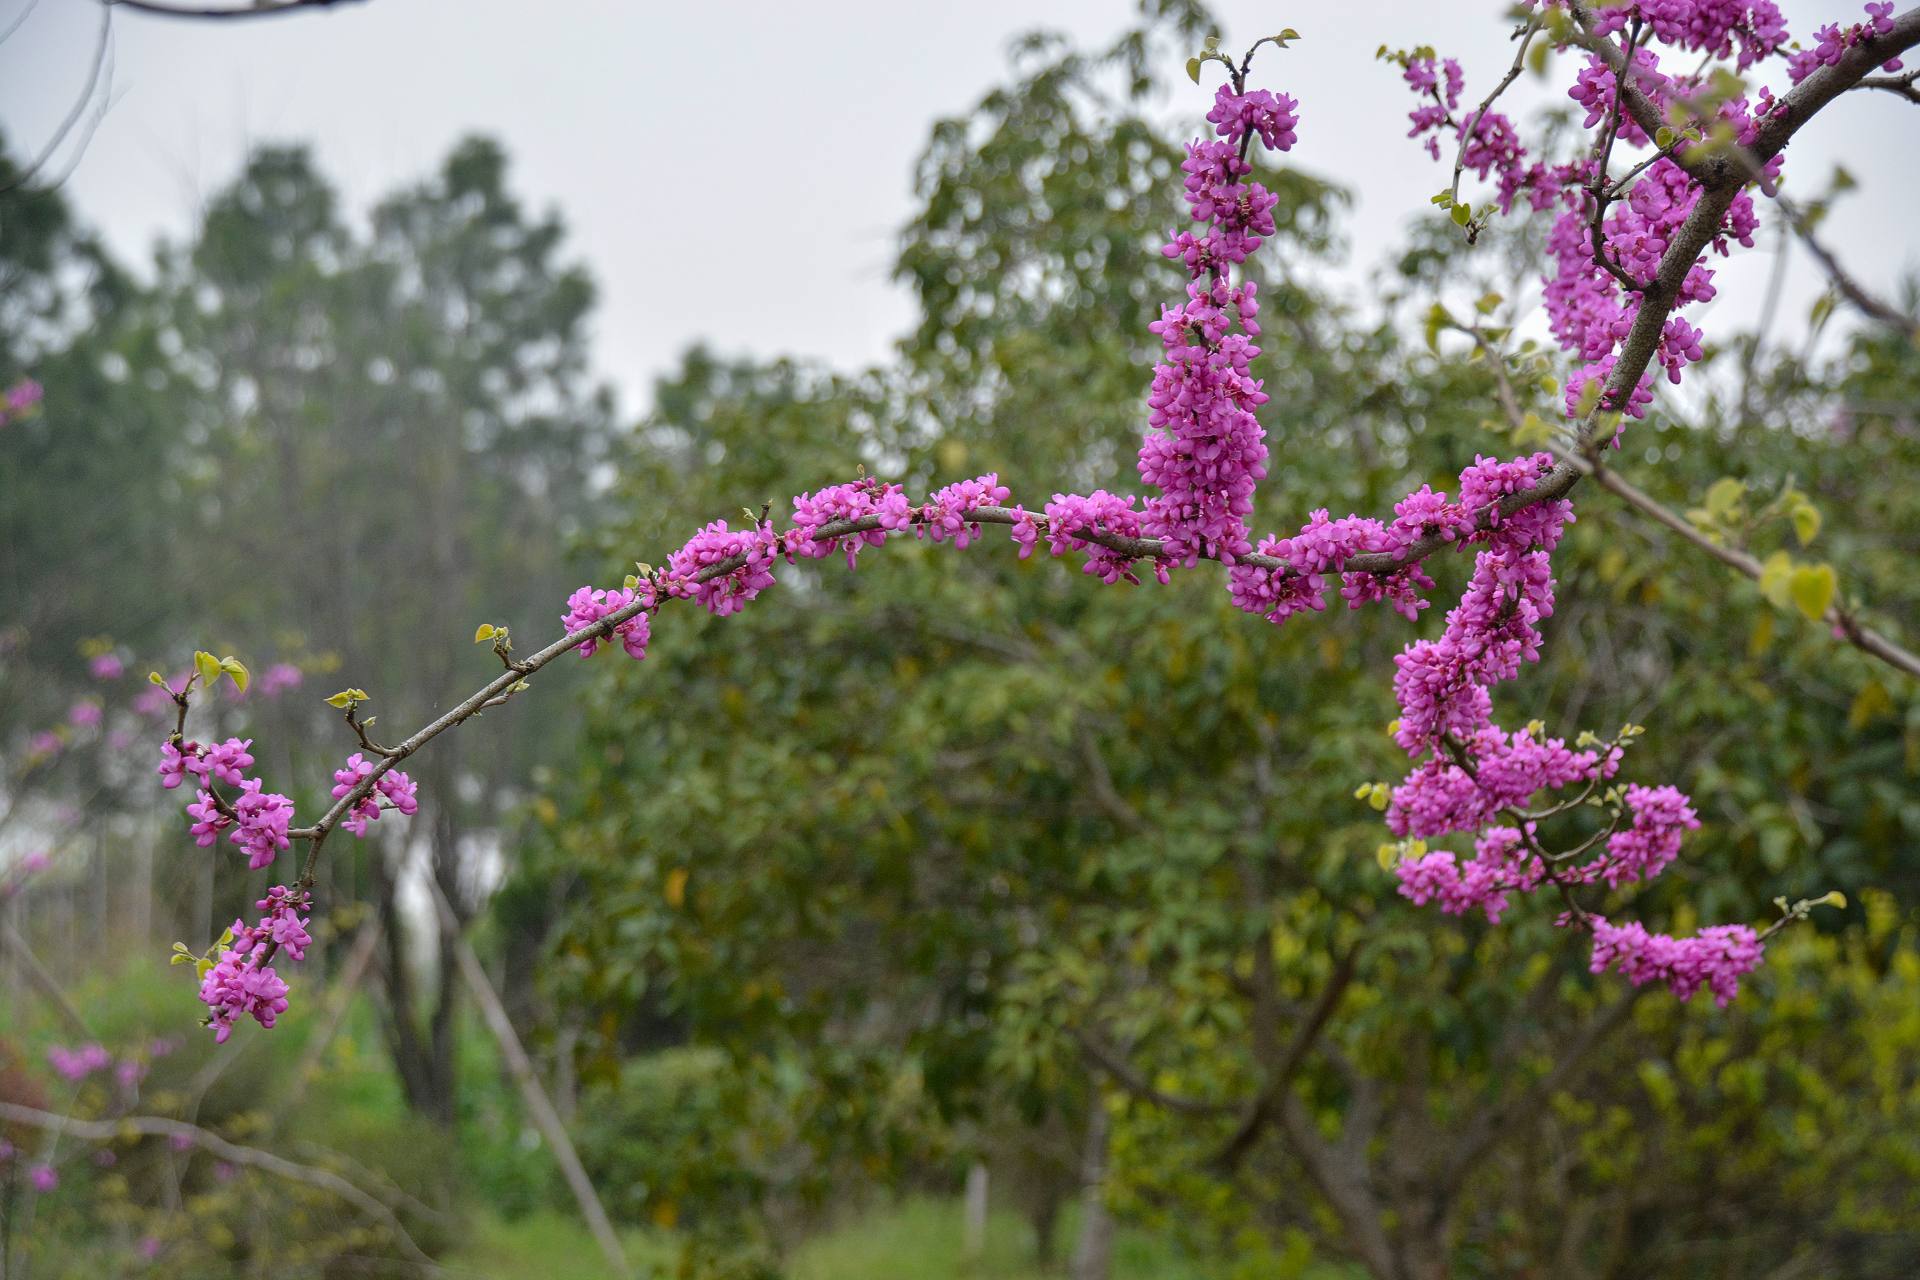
1069, 1106, 1113, 1280
963, 1160, 989, 1260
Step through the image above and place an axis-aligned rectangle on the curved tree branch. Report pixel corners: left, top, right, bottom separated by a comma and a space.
107, 0, 365, 19
0, 1100, 435, 1267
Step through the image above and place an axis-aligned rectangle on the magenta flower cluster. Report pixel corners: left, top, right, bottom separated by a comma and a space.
1391, 1, 1894, 422
1787, 2, 1905, 82
159, 737, 294, 870
47, 1042, 111, 1082
199, 886, 312, 1042
0, 377, 42, 429
331, 752, 421, 837
150, 668, 421, 1037
1135, 81, 1298, 567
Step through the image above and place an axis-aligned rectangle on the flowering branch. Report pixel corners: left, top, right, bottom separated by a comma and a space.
143, 10, 1919, 1043
1462, 324, 1920, 682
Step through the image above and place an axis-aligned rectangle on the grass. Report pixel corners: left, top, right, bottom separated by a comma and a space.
789, 1195, 1214, 1280
441, 1209, 677, 1280
447, 1195, 1220, 1280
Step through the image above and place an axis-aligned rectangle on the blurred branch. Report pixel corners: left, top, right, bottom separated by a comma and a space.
1074, 1027, 1244, 1116
1, 924, 95, 1041
0, 1100, 436, 1267
0, 2, 111, 195
1440, 989, 1644, 1189
1778, 196, 1919, 335
1853, 67, 1920, 102
1212, 940, 1362, 1170
108, 0, 366, 18
430, 879, 632, 1280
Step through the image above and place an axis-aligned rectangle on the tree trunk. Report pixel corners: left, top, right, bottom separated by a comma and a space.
433, 881, 631, 1280
1069, 1106, 1113, 1280
963, 1161, 990, 1260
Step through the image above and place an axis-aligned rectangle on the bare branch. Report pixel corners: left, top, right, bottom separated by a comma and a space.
1441, 990, 1644, 1189
0, 1100, 435, 1268
1469, 326, 1920, 682
1212, 941, 1362, 1170
1074, 1027, 1245, 1117
108, 0, 365, 19
0, 2, 111, 194
1853, 68, 1920, 102
1778, 196, 1919, 335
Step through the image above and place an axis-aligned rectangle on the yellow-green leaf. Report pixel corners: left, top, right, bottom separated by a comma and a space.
1758, 550, 1794, 608
474, 623, 497, 643
1572, 376, 1602, 419
220, 656, 249, 693
194, 650, 222, 689
1787, 563, 1836, 621
1703, 476, 1745, 518
1848, 679, 1893, 731
1790, 500, 1821, 546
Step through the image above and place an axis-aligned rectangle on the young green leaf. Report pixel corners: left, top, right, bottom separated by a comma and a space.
1787, 563, 1837, 621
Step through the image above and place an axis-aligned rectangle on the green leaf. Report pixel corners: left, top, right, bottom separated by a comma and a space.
1703, 476, 1746, 519
148, 671, 165, 685
474, 623, 497, 643
1451, 202, 1472, 226
1475, 292, 1503, 315
1424, 302, 1456, 353
194, 650, 222, 689
1788, 563, 1836, 621
220, 656, 249, 693
1572, 376, 1603, 419
1527, 37, 1550, 77
1790, 500, 1821, 546
1185, 57, 1202, 84
1758, 550, 1794, 608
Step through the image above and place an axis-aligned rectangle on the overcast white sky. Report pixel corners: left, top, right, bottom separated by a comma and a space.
3, 0, 1915, 417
